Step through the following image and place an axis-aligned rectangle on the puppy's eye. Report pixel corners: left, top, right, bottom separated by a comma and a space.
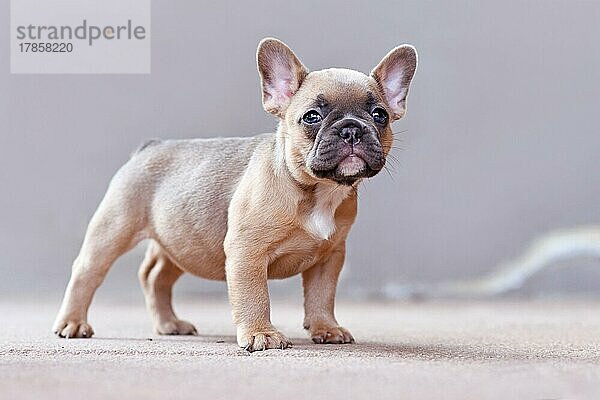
302, 110, 322, 125
371, 107, 388, 125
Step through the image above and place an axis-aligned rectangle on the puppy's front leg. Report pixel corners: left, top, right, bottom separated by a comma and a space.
302, 245, 355, 344
225, 250, 292, 352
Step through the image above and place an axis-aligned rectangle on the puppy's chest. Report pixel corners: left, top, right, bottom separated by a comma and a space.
266, 185, 352, 279
301, 184, 352, 241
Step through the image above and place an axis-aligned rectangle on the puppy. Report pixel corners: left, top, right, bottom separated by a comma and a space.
53, 38, 418, 351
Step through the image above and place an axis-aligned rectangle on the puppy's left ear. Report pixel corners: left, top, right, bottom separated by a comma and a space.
257, 38, 309, 118
371, 45, 418, 120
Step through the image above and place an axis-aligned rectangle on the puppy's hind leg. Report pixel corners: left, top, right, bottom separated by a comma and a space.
138, 241, 197, 335
53, 172, 146, 338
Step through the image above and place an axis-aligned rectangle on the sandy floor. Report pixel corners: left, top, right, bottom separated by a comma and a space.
1, 298, 600, 399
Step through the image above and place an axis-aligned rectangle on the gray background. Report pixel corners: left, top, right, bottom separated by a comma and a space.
1, 1, 599, 302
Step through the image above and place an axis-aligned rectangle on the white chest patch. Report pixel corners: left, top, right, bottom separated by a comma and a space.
303, 184, 352, 240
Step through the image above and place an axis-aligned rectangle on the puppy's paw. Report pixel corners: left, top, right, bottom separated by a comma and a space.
310, 325, 354, 344
156, 319, 198, 336
238, 329, 292, 352
53, 320, 94, 339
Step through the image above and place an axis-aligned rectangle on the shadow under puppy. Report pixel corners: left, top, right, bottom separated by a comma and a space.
53, 38, 418, 351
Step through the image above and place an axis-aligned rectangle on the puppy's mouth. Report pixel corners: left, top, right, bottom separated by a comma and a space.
337, 154, 367, 177
310, 153, 379, 185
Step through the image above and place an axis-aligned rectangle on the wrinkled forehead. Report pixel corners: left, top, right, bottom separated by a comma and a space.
294, 68, 383, 111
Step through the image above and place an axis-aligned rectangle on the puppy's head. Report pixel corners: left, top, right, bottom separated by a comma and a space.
257, 38, 417, 185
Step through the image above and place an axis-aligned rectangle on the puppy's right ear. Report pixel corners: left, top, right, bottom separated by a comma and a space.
257, 38, 309, 118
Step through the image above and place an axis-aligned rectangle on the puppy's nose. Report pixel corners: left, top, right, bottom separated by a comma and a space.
339, 122, 364, 145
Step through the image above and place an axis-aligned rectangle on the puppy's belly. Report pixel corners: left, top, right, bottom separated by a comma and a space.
156, 231, 330, 281
151, 207, 230, 280
167, 246, 227, 280
161, 239, 328, 281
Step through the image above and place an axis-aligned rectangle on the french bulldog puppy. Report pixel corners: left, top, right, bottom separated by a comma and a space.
53, 38, 417, 351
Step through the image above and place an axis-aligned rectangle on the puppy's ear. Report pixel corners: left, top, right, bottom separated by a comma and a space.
257, 38, 309, 118
371, 45, 418, 120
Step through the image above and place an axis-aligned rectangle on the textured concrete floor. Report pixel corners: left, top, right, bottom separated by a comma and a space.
1, 298, 600, 400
